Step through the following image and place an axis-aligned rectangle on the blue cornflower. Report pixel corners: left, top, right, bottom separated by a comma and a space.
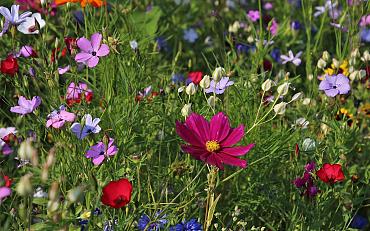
360, 28, 370, 43
349, 214, 369, 230
171, 73, 185, 85
291, 21, 302, 30
271, 48, 281, 63
236, 43, 250, 55
138, 213, 167, 231
170, 219, 203, 231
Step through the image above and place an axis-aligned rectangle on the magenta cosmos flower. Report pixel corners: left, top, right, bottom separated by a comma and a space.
75, 33, 109, 68
85, 138, 118, 165
176, 112, 255, 170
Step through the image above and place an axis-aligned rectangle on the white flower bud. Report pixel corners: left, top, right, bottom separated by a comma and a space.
274, 102, 287, 115
16, 174, 33, 196
67, 186, 84, 203
261, 79, 274, 91
302, 138, 316, 151
200, 75, 210, 89
247, 35, 254, 43
181, 103, 192, 117
359, 69, 366, 78
207, 96, 217, 107
322, 51, 330, 61
317, 58, 327, 69
185, 83, 196, 95
212, 67, 225, 82
302, 98, 311, 105
350, 48, 360, 58
228, 21, 240, 33
332, 58, 340, 69
177, 86, 185, 93
307, 74, 314, 81
349, 71, 358, 81
277, 82, 290, 96
290, 92, 303, 102
361, 50, 370, 62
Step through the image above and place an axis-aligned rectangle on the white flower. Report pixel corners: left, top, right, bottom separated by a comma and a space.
280, 50, 302, 66
361, 50, 370, 62
277, 82, 290, 96
181, 103, 192, 117
17, 13, 45, 34
129, 40, 138, 50
185, 83, 196, 95
302, 98, 311, 105
302, 138, 316, 151
274, 102, 287, 115
295, 118, 309, 129
317, 58, 327, 69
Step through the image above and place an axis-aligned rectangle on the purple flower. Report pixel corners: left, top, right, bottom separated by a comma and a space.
138, 212, 167, 231
280, 50, 302, 66
319, 74, 350, 97
291, 21, 302, 30
10, 96, 41, 115
46, 105, 76, 129
85, 138, 118, 165
247, 10, 260, 22
204, 77, 234, 94
359, 15, 370, 27
0, 187, 11, 201
17, 45, 36, 58
360, 28, 370, 43
0, 5, 31, 36
75, 33, 110, 68
71, 114, 101, 140
170, 218, 203, 231
293, 161, 319, 198
58, 65, 70, 75
304, 162, 316, 173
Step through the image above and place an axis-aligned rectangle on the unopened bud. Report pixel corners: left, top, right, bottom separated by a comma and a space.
16, 174, 33, 196
332, 58, 340, 69
290, 92, 303, 102
274, 102, 287, 115
350, 48, 360, 58
67, 186, 84, 203
181, 103, 192, 117
18, 140, 36, 161
212, 67, 225, 82
277, 82, 290, 96
207, 96, 217, 108
322, 51, 330, 61
261, 79, 274, 91
247, 35, 254, 43
200, 75, 210, 89
185, 83, 196, 95
361, 50, 370, 62
317, 58, 326, 69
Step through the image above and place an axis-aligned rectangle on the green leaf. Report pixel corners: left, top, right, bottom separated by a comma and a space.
131, 6, 162, 37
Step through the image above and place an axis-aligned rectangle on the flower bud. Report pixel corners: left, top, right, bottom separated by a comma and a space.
212, 67, 225, 82
261, 79, 274, 91
200, 75, 211, 89
16, 174, 33, 196
322, 51, 330, 61
181, 103, 192, 117
177, 86, 185, 93
207, 96, 217, 108
277, 82, 290, 96
317, 58, 326, 69
47, 200, 59, 213
247, 35, 254, 43
290, 92, 303, 102
274, 102, 287, 115
49, 182, 59, 202
302, 98, 311, 105
332, 58, 340, 69
302, 138, 316, 151
361, 50, 370, 62
350, 48, 360, 58
185, 83, 196, 95
349, 71, 358, 81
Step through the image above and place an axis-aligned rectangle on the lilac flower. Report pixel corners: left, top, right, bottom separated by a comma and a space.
10, 96, 41, 115
85, 138, 118, 165
17, 45, 36, 58
46, 105, 76, 129
155, 36, 169, 52
204, 77, 234, 94
129, 40, 138, 50
170, 219, 203, 231
359, 15, 370, 27
138, 212, 167, 231
360, 28, 370, 43
280, 50, 302, 66
75, 33, 110, 68
71, 114, 101, 140
17, 13, 45, 34
319, 74, 350, 97
58, 65, 70, 75
183, 28, 198, 43
247, 10, 260, 22
0, 5, 31, 36
264, 2, 273, 10
0, 187, 11, 202
314, 1, 340, 19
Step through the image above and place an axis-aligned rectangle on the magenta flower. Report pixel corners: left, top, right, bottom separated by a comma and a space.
247, 10, 260, 22
75, 33, 109, 68
85, 138, 118, 165
46, 105, 76, 129
10, 96, 41, 115
0, 187, 11, 201
176, 112, 255, 170
319, 74, 350, 97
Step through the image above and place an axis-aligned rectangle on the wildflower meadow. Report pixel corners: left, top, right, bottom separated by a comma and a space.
0, 0, 370, 230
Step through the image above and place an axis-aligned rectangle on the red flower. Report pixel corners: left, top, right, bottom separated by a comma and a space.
3, 176, 12, 187
188, 71, 203, 85
101, 178, 133, 208
1, 55, 18, 76
316, 163, 345, 184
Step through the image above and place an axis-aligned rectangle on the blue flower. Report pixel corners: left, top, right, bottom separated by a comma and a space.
183, 28, 198, 43
236, 43, 250, 55
138, 213, 167, 231
349, 214, 369, 230
271, 48, 281, 63
156, 36, 170, 52
71, 114, 101, 140
291, 21, 302, 30
171, 73, 185, 85
360, 28, 370, 43
170, 219, 203, 231
205, 77, 234, 95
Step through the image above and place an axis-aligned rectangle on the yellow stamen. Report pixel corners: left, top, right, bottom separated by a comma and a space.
206, 140, 220, 152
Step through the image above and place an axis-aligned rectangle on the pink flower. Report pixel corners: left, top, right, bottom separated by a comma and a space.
75, 32, 110, 68
46, 105, 76, 129
65, 82, 93, 106
247, 10, 260, 22
269, 19, 278, 35
176, 112, 255, 170
10, 96, 41, 115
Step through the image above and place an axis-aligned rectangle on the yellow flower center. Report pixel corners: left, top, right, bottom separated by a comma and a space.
206, 140, 220, 152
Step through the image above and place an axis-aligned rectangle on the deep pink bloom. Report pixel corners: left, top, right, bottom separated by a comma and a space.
75, 33, 110, 68
269, 19, 278, 35
176, 112, 255, 170
247, 10, 260, 22
85, 138, 118, 165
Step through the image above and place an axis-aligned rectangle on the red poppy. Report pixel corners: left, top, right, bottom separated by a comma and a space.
1, 55, 19, 76
101, 178, 132, 208
316, 163, 345, 184
3, 176, 12, 187
188, 71, 203, 85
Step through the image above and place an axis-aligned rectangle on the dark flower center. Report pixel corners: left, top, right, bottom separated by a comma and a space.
28, 26, 37, 33
92, 51, 97, 56
333, 85, 337, 89
99, 151, 105, 156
